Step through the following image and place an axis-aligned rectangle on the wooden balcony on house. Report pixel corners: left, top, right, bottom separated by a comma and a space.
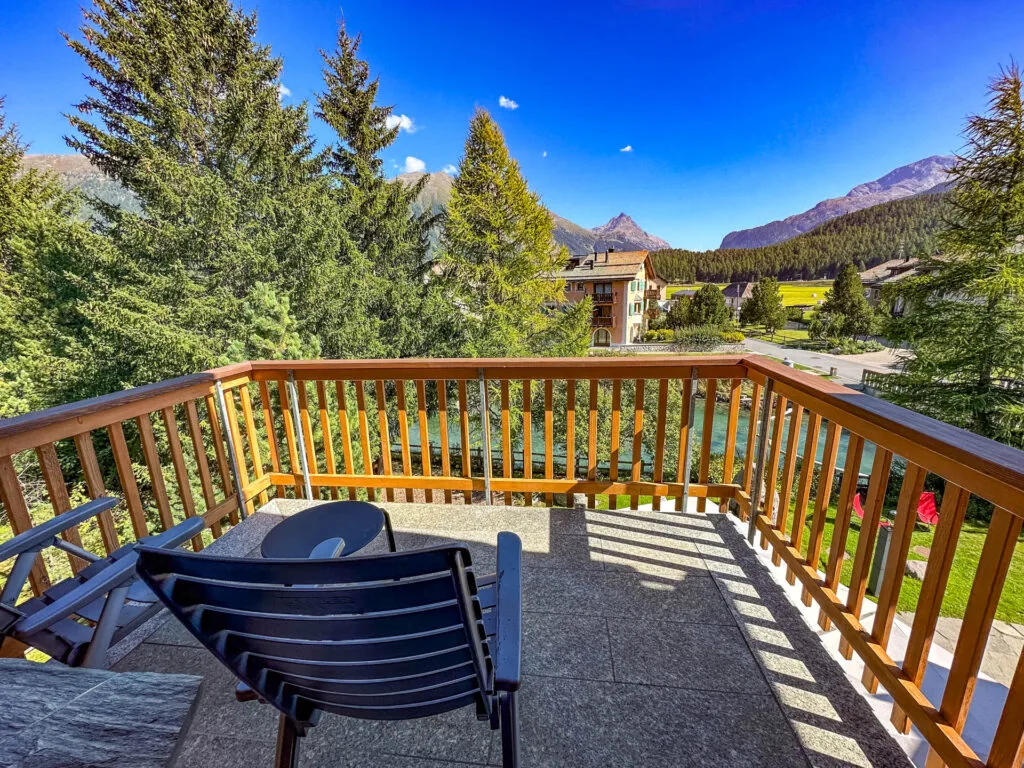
591, 315, 613, 327
1, 355, 1023, 768
645, 288, 661, 300
591, 293, 614, 304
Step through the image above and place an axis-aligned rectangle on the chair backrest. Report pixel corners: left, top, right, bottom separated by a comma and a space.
135, 545, 493, 728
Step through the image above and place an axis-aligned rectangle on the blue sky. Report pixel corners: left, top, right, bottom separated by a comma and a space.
1, 0, 1021, 249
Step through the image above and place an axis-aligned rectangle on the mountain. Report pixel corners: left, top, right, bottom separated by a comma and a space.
652, 191, 948, 283
19, 154, 139, 215
397, 171, 671, 254
719, 155, 955, 249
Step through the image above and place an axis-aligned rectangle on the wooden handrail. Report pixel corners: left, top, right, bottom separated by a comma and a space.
3, 353, 1024, 768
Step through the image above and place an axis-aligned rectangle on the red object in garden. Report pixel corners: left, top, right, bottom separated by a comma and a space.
916, 492, 939, 525
853, 493, 865, 518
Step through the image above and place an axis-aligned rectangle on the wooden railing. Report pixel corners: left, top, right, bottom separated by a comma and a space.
1, 355, 1023, 768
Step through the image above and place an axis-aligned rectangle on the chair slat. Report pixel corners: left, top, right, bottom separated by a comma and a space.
280, 673, 479, 709
226, 627, 471, 665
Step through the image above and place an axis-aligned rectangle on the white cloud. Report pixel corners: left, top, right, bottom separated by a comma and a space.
385, 113, 417, 133
442, 164, 458, 175
402, 156, 426, 173
277, 83, 291, 99
620, 144, 633, 153
542, 151, 548, 158
498, 95, 519, 110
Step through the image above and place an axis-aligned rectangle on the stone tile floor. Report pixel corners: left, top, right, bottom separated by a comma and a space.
114, 500, 913, 767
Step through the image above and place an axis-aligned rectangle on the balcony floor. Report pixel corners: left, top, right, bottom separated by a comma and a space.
114, 500, 913, 767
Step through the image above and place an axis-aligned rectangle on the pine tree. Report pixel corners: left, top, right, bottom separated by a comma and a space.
438, 108, 588, 357
63, 0, 342, 387
820, 263, 873, 338
316, 25, 453, 359
739, 278, 786, 336
685, 284, 730, 327
887, 65, 1024, 447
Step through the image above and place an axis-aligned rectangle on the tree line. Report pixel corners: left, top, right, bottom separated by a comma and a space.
1, 0, 588, 424
651, 193, 947, 283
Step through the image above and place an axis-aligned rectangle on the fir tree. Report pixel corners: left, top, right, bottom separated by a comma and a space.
316, 24, 453, 359
438, 108, 588, 357
820, 263, 872, 338
685, 284, 730, 327
63, 0, 341, 387
887, 65, 1024, 447
740, 278, 786, 337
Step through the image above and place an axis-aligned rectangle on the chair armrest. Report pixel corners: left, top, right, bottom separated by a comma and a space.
15, 553, 140, 636
139, 517, 206, 550
493, 532, 522, 692
0, 497, 119, 563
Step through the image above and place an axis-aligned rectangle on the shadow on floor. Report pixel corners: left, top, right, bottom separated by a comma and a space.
115, 501, 914, 767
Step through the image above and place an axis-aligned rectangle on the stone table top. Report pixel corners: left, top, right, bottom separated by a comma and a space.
0, 658, 201, 768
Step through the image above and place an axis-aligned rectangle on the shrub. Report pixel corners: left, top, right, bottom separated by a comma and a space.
643, 329, 674, 342
672, 325, 723, 351
719, 329, 745, 344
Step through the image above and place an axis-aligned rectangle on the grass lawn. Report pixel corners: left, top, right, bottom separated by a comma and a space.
785, 505, 1024, 623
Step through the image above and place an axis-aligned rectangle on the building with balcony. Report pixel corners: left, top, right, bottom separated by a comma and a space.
554, 250, 660, 347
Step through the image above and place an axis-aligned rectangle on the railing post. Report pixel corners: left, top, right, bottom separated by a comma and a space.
681, 367, 698, 504
478, 369, 492, 504
747, 379, 775, 543
215, 381, 248, 519
286, 371, 314, 501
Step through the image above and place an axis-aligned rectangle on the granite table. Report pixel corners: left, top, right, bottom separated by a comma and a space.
0, 658, 201, 768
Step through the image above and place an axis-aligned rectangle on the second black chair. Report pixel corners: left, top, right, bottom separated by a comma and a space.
136, 532, 523, 768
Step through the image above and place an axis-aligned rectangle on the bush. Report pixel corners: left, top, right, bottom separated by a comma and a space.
672, 325, 724, 351
643, 329, 675, 342
719, 329, 745, 344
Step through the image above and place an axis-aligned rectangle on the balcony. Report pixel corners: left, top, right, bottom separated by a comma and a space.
645, 288, 661, 300
592, 293, 614, 304
2, 356, 1023, 768
591, 315, 613, 327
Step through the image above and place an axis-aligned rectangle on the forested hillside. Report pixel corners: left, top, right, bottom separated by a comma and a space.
653, 192, 947, 283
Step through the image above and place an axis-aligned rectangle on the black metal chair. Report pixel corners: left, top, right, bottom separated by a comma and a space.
0, 496, 205, 667
135, 532, 523, 768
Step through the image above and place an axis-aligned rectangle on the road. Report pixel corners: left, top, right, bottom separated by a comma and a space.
741, 337, 903, 386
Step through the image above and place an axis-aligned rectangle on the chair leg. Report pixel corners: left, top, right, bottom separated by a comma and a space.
81, 584, 130, 668
499, 691, 520, 768
275, 714, 302, 768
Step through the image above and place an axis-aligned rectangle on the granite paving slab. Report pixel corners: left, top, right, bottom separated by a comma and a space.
522, 612, 614, 681
0, 659, 200, 768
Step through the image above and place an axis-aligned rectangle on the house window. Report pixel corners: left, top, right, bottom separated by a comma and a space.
633, 302, 641, 314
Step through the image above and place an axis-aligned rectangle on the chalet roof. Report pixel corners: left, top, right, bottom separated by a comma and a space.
723, 282, 755, 298
552, 250, 654, 282
859, 258, 920, 284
